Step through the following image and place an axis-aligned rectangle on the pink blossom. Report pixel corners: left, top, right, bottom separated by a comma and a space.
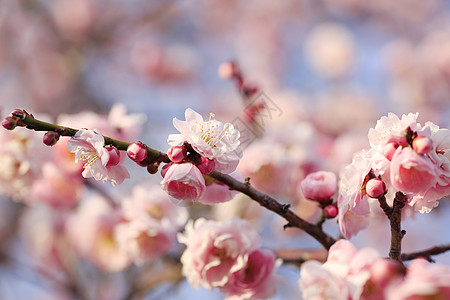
300, 171, 337, 202
58, 103, 146, 141
408, 121, 450, 213
221, 249, 282, 300
299, 240, 381, 300
338, 149, 380, 238
160, 163, 206, 201
121, 184, 188, 229
66, 196, 130, 272
237, 140, 290, 195
29, 163, 83, 209
368, 112, 419, 149
300, 260, 354, 300
386, 260, 450, 300
115, 218, 174, 265
168, 108, 242, 174
177, 218, 261, 290
67, 129, 129, 186
390, 147, 438, 194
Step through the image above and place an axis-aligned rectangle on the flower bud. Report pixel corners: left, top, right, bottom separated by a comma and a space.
197, 156, 215, 174
323, 205, 338, 218
365, 178, 386, 198
167, 146, 187, 163
218, 61, 238, 79
300, 171, 337, 202
161, 163, 172, 178
127, 142, 147, 162
147, 162, 160, 174
382, 142, 399, 161
43, 131, 60, 146
106, 146, 121, 167
412, 136, 433, 155
1, 116, 18, 130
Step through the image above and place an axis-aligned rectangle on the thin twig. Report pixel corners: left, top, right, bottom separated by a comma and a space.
401, 243, 450, 263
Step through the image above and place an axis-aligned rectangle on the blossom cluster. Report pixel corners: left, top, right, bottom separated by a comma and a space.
338, 113, 450, 238
178, 218, 281, 300
299, 239, 450, 299
161, 108, 242, 203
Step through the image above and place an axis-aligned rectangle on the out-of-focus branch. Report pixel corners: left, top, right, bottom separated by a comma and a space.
401, 243, 450, 263
275, 248, 328, 266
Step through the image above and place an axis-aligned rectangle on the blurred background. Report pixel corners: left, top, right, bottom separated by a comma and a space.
1, 0, 450, 299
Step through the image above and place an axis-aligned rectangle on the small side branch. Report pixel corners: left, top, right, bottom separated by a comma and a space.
401, 243, 450, 263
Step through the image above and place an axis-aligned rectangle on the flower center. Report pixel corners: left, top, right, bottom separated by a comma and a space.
80, 150, 99, 168
197, 113, 226, 148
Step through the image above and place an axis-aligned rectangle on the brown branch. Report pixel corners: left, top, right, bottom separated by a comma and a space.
378, 192, 407, 261
209, 171, 336, 249
275, 248, 328, 266
401, 243, 450, 263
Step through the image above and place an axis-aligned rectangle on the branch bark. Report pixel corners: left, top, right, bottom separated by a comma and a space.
401, 243, 450, 263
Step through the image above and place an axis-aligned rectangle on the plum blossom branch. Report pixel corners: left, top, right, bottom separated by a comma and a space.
7, 110, 337, 250
12, 110, 169, 162
401, 243, 450, 263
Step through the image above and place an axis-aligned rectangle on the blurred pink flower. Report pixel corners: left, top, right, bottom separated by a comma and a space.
160, 162, 206, 201
390, 147, 438, 194
177, 218, 261, 290
66, 196, 130, 272
300, 171, 337, 202
168, 108, 242, 174
299, 240, 381, 300
386, 260, 450, 300
122, 184, 188, 229
115, 218, 174, 265
221, 249, 282, 300
67, 129, 129, 186
29, 162, 83, 209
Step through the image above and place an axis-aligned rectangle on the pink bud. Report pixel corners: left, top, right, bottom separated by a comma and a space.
218, 61, 237, 79
167, 146, 187, 163
106, 146, 121, 167
365, 178, 386, 198
2, 116, 18, 130
382, 142, 399, 161
412, 136, 433, 155
127, 142, 147, 162
300, 171, 337, 202
42, 131, 60, 146
197, 156, 215, 174
161, 163, 172, 178
324, 205, 338, 218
